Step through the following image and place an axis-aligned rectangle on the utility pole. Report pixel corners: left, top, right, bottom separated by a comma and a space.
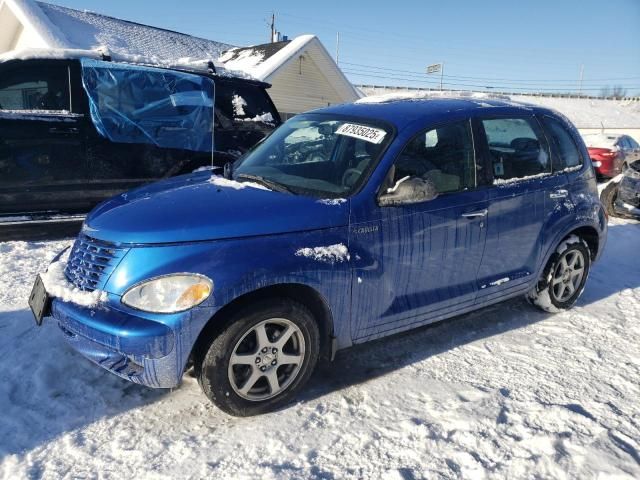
270, 12, 275, 43
440, 62, 445, 91
336, 32, 340, 66
578, 64, 584, 96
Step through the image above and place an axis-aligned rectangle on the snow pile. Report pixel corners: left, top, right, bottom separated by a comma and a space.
40, 250, 107, 308
219, 48, 265, 75
34, 2, 233, 70
231, 94, 247, 117
357, 90, 510, 105
218, 35, 316, 81
493, 172, 551, 185
295, 243, 350, 263
209, 175, 270, 191
582, 133, 621, 149
1, 219, 639, 478
317, 198, 347, 206
359, 87, 640, 129
240, 112, 275, 125
0, 110, 82, 122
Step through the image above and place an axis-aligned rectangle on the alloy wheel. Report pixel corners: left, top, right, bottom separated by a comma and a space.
551, 249, 586, 302
227, 318, 306, 401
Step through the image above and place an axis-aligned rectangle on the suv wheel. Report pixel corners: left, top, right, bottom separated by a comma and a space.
196, 299, 320, 416
527, 235, 591, 313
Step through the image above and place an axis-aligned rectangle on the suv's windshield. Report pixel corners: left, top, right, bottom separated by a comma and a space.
233, 114, 391, 197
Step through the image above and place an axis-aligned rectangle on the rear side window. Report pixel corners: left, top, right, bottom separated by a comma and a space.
0, 66, 70, 111
543, 117, 583, 170
393, 120, 475, 194
628, 136, 640, 149
215, 82, 277, 127
481, 117, 550, 182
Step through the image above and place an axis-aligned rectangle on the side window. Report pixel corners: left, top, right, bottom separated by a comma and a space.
481, 117, 550, 182
214, 82, 277, 127
543, 117, 583, 170
393, 120, 475, 194
0, 66, 70, 111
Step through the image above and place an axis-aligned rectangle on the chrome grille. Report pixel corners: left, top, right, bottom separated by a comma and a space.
64, 235, 128, 291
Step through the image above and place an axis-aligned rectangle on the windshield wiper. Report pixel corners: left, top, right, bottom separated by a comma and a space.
234, 173, 296, 194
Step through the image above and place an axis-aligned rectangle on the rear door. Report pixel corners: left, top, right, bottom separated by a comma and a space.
0, 61, 89, 216
474, 115, 552, 301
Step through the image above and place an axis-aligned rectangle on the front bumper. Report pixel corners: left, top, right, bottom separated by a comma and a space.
52, 297, 215, 388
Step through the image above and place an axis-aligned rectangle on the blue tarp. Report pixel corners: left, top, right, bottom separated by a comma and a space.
80, 58, 215, 153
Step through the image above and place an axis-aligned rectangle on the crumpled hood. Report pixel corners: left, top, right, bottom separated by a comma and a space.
83, 172, 349, 244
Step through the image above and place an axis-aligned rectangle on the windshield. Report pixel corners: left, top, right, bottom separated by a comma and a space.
233, 114, 391, 197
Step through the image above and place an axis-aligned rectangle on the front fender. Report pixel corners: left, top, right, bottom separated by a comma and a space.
102, 227, 352, 357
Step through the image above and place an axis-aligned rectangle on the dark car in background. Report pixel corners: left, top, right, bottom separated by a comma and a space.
600, 160, 640, 219
583, 133, 640, 180
0, 57, 280, 239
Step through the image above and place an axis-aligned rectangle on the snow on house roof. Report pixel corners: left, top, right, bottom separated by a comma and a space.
0, 0, 236, 72
219, 35, 361, 99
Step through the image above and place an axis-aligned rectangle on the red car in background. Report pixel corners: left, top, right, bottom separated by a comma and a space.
583, 133, 640, 179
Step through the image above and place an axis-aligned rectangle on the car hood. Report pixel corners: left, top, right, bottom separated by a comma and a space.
83, 172, 349, 244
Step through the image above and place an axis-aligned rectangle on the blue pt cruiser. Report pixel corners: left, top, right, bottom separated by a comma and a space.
31, 98, 607, 416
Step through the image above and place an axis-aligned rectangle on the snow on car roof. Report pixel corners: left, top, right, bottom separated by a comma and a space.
582, 133, 622, 149
35, 2, 233, 69
0, 0, 252, 77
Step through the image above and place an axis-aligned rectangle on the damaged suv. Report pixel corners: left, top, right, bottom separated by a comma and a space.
30, 98, 607, 416
0, 56, 280, 239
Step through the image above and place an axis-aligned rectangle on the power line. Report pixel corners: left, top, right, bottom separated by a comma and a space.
341, 69, 640, 92
340, 61, 640, 85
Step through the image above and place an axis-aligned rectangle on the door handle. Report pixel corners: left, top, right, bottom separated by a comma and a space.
461, 209, 488, 218
550, 189, 568, 199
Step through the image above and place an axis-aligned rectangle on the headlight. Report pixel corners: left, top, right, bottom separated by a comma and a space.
122, 274, 212, 313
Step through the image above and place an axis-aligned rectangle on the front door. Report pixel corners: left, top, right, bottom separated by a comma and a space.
351, 119, 489, 341
0, 62, 88, 216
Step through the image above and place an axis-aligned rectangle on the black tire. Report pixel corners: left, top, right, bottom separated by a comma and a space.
196, 298, 320, 416
527, 236, 591, 313
600, 181, 619, 217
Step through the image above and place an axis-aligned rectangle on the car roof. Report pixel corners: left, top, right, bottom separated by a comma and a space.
310, 97, 556, 131
0, 56, 271, 89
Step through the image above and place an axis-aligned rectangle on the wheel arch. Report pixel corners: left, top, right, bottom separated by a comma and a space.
568, 225, 600, 261
190, 283, 335, 369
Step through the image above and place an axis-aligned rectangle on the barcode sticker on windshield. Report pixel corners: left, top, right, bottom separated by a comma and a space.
336, 123, 387, 144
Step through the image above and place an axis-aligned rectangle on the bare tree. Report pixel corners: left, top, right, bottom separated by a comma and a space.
612, 85, 627, 99
601, 85, 628, 99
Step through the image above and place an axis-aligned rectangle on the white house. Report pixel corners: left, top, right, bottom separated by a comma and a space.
0, 0, 360, 117
220, 37, 361, 119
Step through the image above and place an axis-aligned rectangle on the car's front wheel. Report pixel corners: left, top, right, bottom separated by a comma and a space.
196, 299, 320, 416
527, 235, 591, 313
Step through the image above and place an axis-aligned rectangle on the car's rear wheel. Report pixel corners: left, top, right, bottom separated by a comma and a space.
196, 299, 320, 416
527, 236, 591, 313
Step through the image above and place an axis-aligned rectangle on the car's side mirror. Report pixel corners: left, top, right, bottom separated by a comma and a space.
378, 176, 438, 207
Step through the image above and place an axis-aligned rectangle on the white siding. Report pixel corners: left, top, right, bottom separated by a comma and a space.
267, 49, 350, 115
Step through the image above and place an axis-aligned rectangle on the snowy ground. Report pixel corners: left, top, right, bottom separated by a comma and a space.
0, 218, 639, 479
